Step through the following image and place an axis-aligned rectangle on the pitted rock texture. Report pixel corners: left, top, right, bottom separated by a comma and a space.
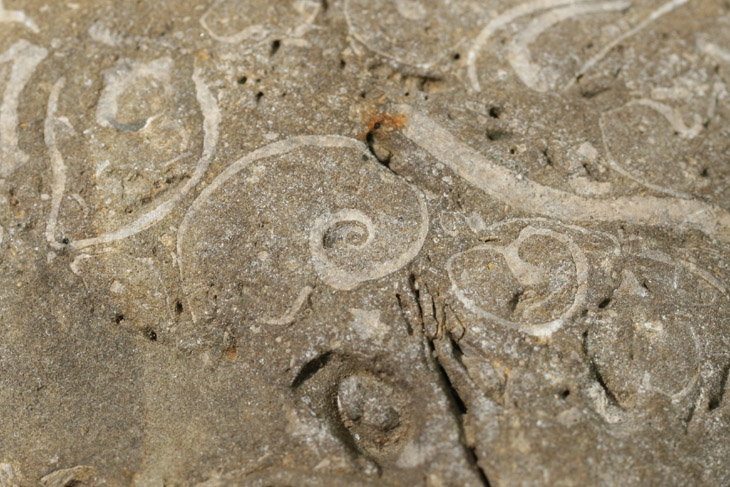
0, 0, 729, 486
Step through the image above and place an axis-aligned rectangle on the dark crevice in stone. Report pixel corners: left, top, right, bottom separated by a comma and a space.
408, 272, 424, 332
582, 162, 595, 178
507, 289, 523, 313
429, 336, 491, 487
365, 130, 394, 173
596, 277, 622, 311
590, 358, 621, 409
709, 362, 730, 411
583, 331, 622, 409
542, 147, 554, 166
449, 333, 465, 362
292, 351, 332, 389
395, 293, 413, 335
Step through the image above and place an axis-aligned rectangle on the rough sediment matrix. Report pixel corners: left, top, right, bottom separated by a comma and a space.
0, 1, 729, 486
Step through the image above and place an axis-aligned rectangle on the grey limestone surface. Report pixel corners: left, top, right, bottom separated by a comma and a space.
0, 0, 730, 486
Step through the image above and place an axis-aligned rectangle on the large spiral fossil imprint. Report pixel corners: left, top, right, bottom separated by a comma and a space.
177, 136, 429, 325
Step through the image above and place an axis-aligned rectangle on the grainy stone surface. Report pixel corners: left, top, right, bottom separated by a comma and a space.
1, 0, 729, 486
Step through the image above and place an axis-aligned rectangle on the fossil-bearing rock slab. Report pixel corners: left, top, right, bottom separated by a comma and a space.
1, 0, 729, 486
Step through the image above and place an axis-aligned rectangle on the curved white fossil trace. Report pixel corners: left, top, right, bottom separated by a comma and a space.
398, 104, 730, 244
178, 135, 429, 324
447, 224, 589, 337
44, 63, 221, 251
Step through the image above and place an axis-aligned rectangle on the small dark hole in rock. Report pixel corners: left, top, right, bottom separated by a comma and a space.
360, 91, 367, 98
114, 313, 125, 324
508, 289, 523, 313
144, 326, 157, 341
237, 75, 247, 85
256, 91, 264, 102
340, 59, 346, 68
453, 53, 461, 60
270, 39, 281, 55
175, 301, 183, 313
560, 389, 571, 399
489, 106, 501, 118
598, 297, 611, 309
61, 237, 69, 245
701, 167, 709, 178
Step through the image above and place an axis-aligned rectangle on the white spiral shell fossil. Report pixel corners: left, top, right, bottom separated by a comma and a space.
177, 135, 429, 325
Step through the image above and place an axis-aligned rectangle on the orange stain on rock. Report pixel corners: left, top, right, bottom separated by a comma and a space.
359, 111, 408, 140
